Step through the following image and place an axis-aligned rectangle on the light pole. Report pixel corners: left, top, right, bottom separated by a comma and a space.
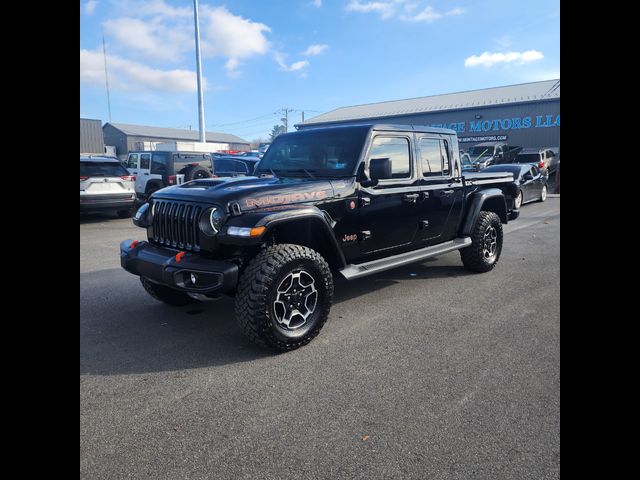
193, 0, 206, 142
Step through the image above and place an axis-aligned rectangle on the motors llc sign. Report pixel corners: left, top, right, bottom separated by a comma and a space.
430, 114, 560, 133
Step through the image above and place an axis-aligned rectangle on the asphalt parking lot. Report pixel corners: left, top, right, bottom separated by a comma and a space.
80, 197, 560, 480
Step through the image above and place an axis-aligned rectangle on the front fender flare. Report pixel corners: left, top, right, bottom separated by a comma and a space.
218, 206, 347, 269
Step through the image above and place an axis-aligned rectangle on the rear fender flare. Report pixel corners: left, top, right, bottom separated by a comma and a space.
461, 189, 507, 235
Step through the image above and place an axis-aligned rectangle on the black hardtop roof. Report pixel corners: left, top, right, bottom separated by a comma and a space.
296, 123, 457, 136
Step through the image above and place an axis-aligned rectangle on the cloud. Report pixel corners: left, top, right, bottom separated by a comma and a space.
347, 1, 466, 22
303, 44, 328, 56
84, 0, 98, 15
80, 49, 205, 93
309, 0, 322, 6
274, 53, 310, 76
464, 50, 544, 68
345, 1, 396, 19
103, 17, 191, 62
101, 2, 272, 77
445, 7, 465, 16
199, 5, 271, 75
407, 6, 441, 22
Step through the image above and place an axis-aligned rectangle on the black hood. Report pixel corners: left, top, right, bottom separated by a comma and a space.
151, 176, 338, 212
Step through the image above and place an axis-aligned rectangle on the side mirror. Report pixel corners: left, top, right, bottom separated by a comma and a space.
370, 157, 392, 180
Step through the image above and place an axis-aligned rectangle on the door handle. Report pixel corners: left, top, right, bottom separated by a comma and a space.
402, 193, 419, 203
442, 189, 455, 195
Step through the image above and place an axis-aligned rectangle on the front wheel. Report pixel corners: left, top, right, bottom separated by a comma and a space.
235, 244, 334, 352
460, 211, 503, 273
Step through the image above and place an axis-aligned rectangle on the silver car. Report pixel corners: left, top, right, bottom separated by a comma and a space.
80, 156, 136, 217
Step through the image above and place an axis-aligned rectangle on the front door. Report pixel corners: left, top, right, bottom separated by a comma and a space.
416, 136, 464, 244
358, 135, 420, 254
126, 153, 139, 176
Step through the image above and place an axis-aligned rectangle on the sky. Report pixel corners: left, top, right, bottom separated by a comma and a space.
80, 0, 560, 142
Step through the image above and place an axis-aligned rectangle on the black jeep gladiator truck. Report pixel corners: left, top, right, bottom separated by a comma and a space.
121, 124, 520, 351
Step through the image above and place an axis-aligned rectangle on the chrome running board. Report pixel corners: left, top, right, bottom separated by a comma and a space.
340, 237, 472, 280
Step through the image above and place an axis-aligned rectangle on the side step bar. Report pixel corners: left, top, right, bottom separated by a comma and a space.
339, 237, 472, 280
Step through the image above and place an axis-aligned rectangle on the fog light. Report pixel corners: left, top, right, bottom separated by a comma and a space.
190, 273, 198, 284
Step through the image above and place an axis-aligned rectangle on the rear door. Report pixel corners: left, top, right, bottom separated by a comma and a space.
358, 134, 420, 254
416, 136, 464, 244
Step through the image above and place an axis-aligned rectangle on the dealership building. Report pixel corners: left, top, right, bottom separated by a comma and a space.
297, 79, 559, 149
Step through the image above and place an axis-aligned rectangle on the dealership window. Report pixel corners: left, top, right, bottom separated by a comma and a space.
369, 136, 411, 178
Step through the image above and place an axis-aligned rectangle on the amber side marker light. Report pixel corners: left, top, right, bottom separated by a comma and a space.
250, 226, 266, 237
175, 252, 186, 262
130, 240, 139, 248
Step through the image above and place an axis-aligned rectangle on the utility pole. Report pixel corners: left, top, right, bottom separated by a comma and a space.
301, 111, 305, 122
279, 108, 295, 132
193, 0, 206, 142
101, 29, 112, 123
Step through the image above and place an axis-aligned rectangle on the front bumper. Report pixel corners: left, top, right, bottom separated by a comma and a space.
508, 209, 520, 221
120, 240, 239, 294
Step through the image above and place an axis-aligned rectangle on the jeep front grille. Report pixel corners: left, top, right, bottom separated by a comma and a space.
151, 200, 203, 251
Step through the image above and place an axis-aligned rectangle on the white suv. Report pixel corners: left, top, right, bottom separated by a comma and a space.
80, 156, 136, 217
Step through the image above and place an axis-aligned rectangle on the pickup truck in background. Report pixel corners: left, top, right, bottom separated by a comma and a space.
466, 142, 523, 170
121, 124, 521, 351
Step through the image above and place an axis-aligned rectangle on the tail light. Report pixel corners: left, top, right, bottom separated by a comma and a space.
80, 176, 89, 181
538, 160, 545, 169
167, 175, 176, 185
120, 175, 136, 181
189, 162, 200, 166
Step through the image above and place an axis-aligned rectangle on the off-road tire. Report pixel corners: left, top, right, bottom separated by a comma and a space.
460, 211, 503, 273
116, 209, 132, 218
140, 277, 199, 306
235, 244, 334, 352
183, 166, 212, 181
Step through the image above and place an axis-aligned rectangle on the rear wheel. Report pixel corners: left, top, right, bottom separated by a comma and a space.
539, 184, 547, 202
140, 277, 199, 306
460, 211, 503, 273
514, 190, 523, 209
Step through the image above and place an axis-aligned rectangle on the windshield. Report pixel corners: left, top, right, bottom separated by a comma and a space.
468, 145, 495, 161
255, 127, 369, 177
515, 153, 541, 164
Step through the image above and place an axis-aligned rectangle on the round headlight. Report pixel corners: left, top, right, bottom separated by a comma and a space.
200, 207, 225, 236
209, 207, 224, 233
134, 203, 149, 221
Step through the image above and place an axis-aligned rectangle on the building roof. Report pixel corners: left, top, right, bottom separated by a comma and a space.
299, 79, 560, 127
104, 122, 250, 145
